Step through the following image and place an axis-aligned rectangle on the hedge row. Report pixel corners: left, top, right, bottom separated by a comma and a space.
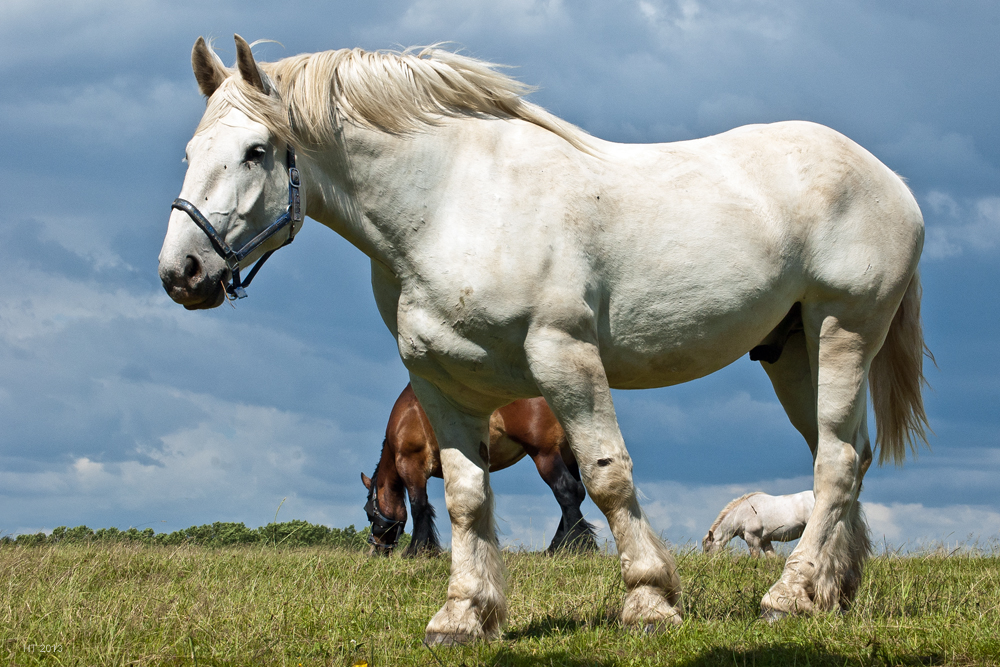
3, 520, 411, 549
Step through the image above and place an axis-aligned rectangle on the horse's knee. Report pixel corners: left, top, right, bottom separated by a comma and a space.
582, 453, 634, 509
442, 472, 492, 531
551, 469, 586, 507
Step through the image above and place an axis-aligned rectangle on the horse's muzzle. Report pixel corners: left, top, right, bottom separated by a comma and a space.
159, 253, 227, 309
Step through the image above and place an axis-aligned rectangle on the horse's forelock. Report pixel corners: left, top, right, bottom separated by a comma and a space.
194, 73, 294, 148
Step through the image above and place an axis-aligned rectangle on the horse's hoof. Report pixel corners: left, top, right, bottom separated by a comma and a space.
642, 620, 678, 635
760, 609, 788, 624
424, 632, 474, 647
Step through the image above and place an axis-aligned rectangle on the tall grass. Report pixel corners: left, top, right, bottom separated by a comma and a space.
2, 543, 997, 666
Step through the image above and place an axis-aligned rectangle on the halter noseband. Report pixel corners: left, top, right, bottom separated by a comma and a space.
171, 146, 302, 300
364, 469, 405, 551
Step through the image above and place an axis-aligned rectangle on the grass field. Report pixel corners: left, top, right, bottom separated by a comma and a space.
3, 542, 998, 666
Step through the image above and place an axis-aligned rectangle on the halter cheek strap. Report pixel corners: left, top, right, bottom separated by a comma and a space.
171, 146, 302, 300
364, 470, 405, 550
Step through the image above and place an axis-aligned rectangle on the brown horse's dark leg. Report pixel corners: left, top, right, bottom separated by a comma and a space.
404, 482, 441, 557
393, 384, 444, 557
525, 444, 597, 553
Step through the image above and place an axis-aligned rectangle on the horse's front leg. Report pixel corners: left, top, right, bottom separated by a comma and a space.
403, 482, 441, 557
525, 327, 682, 629
745, 533, 763, 558
409, 376, 506, 645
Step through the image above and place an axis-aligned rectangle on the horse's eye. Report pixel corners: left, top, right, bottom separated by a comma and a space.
244, 145, 267, 165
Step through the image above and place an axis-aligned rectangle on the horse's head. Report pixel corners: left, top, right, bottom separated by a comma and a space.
361, 470, 405, 556
159, 35, 302, 309
701, 529, 720, 554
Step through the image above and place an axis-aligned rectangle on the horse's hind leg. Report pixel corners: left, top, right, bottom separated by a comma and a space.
525, 328, 681, 628
759, 324, 818, 457
521, 439, 597, 553
410, 376, 505, 645
761, 302, 880, 616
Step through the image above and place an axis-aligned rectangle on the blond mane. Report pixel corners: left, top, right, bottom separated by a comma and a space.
708, 492, 762, 533
196, 43, 595, 153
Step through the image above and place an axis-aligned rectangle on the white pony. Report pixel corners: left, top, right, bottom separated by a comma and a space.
703, 491, 816, 556
159, 36, 930, 642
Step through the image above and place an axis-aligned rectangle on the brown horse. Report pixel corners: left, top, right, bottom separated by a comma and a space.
362, 384, 597, 556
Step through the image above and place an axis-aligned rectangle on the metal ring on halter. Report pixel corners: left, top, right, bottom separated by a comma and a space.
170, 145, 302, 300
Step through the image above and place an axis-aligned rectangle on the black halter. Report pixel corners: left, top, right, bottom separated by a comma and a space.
364, 469, 405, 550
171, 146, 302, 300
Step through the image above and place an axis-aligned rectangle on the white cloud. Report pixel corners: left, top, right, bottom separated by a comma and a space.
395, 0, 569, 37
615, 388, 790, 445
0, 386, 379, 534
866, 502, 1000, 549
635, 0, 793, 42
0, 78, 197, 150
922, 191, 1000, 259
0, 261, 185, 346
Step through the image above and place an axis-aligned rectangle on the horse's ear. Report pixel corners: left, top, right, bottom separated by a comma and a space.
192, 36, 228, 98
361, 472, 372, 490
234, 34, 270, 94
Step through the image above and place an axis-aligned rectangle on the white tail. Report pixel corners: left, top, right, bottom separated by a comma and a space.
869, 272, 933, 465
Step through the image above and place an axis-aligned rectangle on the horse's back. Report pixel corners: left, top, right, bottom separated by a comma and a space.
755, 491, 815, 537
395, 119, 925, 399
584, 121, 924, 388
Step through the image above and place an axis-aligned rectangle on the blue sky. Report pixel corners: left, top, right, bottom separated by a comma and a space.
1, 0, 998, 549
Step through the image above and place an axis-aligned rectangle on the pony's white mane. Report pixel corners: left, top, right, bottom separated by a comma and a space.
707, 492, 761, 533
197, 43, 595, 153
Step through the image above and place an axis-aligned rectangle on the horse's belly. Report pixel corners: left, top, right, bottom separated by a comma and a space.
600, 293, 795, 389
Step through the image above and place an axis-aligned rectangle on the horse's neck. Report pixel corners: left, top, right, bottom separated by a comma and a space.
375, 439, 407, 518
716, 505, 747, 541
303, 120, 465, 274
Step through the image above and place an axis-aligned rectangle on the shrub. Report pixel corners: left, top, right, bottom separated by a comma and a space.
4, 521, 391, 550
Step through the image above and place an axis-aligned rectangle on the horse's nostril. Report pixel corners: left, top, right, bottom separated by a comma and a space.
183, 255, 201, 280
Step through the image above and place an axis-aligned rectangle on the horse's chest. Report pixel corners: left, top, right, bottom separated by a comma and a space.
394, 292, 533, 395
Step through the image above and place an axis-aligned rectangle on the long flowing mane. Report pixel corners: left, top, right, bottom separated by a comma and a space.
708, 492, 761, 533
196, 42, 595, 153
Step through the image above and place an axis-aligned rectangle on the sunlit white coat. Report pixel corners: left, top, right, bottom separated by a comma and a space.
159, 37, 930, 641
703, 491, 817, 556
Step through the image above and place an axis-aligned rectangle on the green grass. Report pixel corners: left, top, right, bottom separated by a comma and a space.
2, 543, 998, 666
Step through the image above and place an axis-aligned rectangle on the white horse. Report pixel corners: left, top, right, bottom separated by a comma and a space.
159, 36, 930, 641
703, 491, 817, 556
